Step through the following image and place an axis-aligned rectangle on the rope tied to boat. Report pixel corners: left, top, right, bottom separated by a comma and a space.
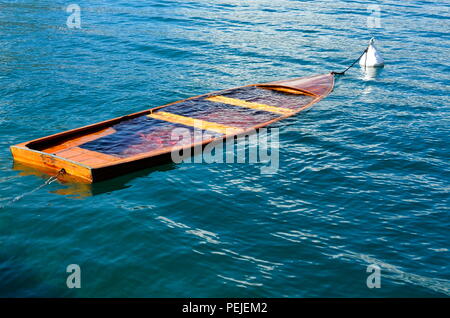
0, 168, 66, 209
331, 47, 368, 76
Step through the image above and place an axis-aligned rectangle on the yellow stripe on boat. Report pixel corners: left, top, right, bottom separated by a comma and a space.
205, 95, 294, 115
266, 87, 303, 95
148, 111, 242, 135
263, 86, 318, 96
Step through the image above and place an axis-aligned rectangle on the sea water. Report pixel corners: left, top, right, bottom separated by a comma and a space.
0, 0, 448, 297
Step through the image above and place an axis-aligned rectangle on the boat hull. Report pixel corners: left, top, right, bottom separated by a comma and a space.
10, 73, 334, 183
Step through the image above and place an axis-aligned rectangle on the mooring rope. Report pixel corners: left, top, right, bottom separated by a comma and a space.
331, 47, 369, 76
0, 169, 66, 209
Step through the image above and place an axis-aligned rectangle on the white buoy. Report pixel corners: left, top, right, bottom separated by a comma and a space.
359, 38, 384, 68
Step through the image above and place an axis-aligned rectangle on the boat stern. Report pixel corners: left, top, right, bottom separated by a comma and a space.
10, 143, 94, 183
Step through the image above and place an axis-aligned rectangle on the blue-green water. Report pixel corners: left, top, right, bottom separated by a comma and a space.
0, 0, 449, 297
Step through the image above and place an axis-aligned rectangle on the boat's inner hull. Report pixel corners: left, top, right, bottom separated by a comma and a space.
35, 86, 316, 159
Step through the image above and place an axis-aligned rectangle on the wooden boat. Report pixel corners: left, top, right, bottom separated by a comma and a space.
10, 73, 334, 183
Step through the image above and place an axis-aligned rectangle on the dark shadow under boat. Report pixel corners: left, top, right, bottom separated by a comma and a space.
13, 161, 177, 197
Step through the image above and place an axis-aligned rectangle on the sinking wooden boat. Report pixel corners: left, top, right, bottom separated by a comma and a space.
10, 73, 334, 183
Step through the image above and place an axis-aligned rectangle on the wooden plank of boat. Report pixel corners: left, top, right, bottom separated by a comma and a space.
10, 73, 334, 183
